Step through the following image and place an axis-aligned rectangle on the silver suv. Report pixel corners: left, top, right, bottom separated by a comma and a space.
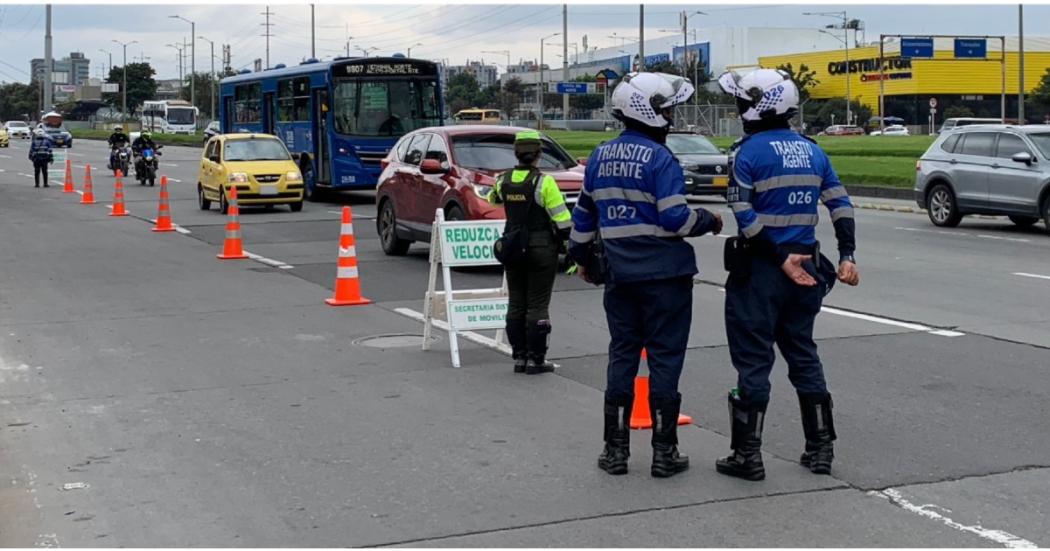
916, 125, 1050, 229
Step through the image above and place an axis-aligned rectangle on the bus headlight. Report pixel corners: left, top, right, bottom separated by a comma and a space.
286, 171, 302, 181
228, 173, 249, 183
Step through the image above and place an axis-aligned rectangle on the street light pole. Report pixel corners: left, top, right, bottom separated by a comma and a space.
170, 15, 196, 124
199, 35, 217, 123
1019, 3, 1025, 122
113, 39, 137, 124
407, 43, 423, 58
539, 32, 560, 131
563, 4, 569, 123
806, 11, 851, 125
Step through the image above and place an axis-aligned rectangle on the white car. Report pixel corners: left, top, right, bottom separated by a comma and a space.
871, 125, 910, 136
4, 120, 31, 139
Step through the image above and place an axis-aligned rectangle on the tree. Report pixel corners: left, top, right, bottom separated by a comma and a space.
498, 77, 524, 117
181, 72, 221, 116
0, 81, 41, 121
776, 63, 820, 103
943, 105, 975, 120
645, 60, 680, 75
103, 63, 158, 115
446, 72, 483, 114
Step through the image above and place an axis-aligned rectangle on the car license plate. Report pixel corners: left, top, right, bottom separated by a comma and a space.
713, 176, 729, 187
259, 185, 278, 196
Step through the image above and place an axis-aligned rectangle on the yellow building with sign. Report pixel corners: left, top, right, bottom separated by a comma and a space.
758, 37, 1050, 124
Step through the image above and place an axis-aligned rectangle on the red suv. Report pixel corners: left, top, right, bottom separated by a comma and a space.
375, 125, 583, 255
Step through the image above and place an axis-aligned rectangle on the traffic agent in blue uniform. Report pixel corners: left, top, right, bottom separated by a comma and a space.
568, 72, 723, 478
715, 68, 860, 481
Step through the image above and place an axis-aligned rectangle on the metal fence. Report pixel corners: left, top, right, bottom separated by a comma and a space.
673, 104, 743, 137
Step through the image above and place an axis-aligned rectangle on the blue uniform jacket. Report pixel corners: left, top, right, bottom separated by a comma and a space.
728, 129, 856, 261
29, 136, 52, 163
568, 129, 717, 283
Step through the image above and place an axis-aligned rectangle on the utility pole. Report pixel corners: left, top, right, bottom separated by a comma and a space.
223, 44, 231, 74
345, 24, 352, 57
261, 6, 275, 69
310, 4, 316, 59
43, 4, 52, 115
562, 4, 569, 123
199, 35, 217, 122
539, 32, 560, 130
639, 4, 644, 68
1019, 3, 1025, 122
170, 15, 196, 122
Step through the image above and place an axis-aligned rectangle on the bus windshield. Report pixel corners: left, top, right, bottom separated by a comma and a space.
168, 108, 196, 125
332, 79, 441, 137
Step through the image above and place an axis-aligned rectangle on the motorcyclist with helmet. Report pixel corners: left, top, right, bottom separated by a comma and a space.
108, 125, 131, 172
132, 130, 161, 183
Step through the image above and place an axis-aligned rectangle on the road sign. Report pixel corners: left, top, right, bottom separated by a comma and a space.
929, 97, 938, 108
954, 38, 987, 59
556, 82, 590, 95
901, 37, 934, 58
101, 83, 119, 93
438, 220, 503, 267
448, 298, 507, 331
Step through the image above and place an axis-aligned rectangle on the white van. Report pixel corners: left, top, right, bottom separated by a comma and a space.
939, 117, 1003, 133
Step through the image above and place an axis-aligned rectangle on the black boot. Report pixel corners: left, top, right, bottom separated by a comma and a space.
505, 318, 528, 373
799, 392, 836, 475
650, 394, 690, 478
525, 319, 555, 375
715, 393, 767, 481
597, 396, 632, 475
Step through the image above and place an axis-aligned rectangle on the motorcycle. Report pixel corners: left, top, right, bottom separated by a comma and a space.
135, 145, 162, 186
110, 143, 131, 177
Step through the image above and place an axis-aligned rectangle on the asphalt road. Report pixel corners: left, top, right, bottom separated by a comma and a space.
1, 137, 1048, 547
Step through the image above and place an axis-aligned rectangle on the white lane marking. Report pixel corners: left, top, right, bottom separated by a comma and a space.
0, 168, 5, 172
820, 306, 964, 337
1013, 272, 1050, 281
167, 178, 182, 183
395, 307, 515, 357
896, 226, 1031, 243
68, 151, 85, 157
870, 489, 1037, 548
244, 250, 294, 269
146, 219, 192, 234
19, 173, 33, 178
0, 154, 11, 158
162, 163, 178, 167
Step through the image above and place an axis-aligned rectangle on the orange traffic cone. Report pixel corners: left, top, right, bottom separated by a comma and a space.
62, 159, 75, 193
216, 185, 248, 258
325, 206, 371, 306
110, 170, 128, 217
152, 176, 176, 232
79, 164, 96, 204
629, 348, 694, 430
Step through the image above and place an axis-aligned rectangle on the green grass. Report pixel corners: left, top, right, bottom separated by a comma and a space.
545, 130, 933, 188
70, 128, 205, 147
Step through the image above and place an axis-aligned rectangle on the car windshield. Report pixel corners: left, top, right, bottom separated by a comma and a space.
8, 121, 28, 128
223, 139, 291, 162
451, 134, 575, 171
666, 134, 720, 155
1024, 133, 1050, 158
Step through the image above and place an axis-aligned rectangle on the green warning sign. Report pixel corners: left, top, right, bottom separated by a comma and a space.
439, 220, 504, 267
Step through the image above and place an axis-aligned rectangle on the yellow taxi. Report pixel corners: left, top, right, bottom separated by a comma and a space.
197, 133, 305, 213
0, 128, 9, 148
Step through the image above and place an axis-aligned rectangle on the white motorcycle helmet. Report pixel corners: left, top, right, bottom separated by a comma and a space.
611, 72, 695, 128
718, 68, 800, 131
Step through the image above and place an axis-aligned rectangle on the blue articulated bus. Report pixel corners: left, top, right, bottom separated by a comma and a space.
219, 56, 444, 199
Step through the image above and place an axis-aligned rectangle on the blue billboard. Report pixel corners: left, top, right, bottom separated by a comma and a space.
672, 42, 712, 75
954, 39, 987, 59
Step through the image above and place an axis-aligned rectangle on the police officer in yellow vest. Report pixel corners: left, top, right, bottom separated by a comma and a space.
488, 130, 573, 374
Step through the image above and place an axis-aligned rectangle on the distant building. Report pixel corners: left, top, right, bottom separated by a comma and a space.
30, 52, 91, 86
446, 60, 499, 89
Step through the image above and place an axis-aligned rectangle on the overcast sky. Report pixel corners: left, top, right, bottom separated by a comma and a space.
0, 3, 1044, 83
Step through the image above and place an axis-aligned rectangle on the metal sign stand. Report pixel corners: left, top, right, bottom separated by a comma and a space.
422, 209, 509, 368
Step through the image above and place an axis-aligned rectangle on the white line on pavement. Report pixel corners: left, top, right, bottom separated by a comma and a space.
167, 178, 182, 183
68, 152, 85, 157
0, 154, 11, 159
870, 489, 1037, 548
146, 219, 192, 234
394, 307, 517, 357
18, 173, 33, 178
896, 226, 1031, 243
162, 163, 178, 167
245, 251, 294, 269
1012, 272, 1050, 281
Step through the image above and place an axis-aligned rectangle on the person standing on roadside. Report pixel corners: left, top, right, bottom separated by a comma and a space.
715, 68, 860, 482
568, 72, 723, 478
488, 130, 573, 375
29, 128, 53, 188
